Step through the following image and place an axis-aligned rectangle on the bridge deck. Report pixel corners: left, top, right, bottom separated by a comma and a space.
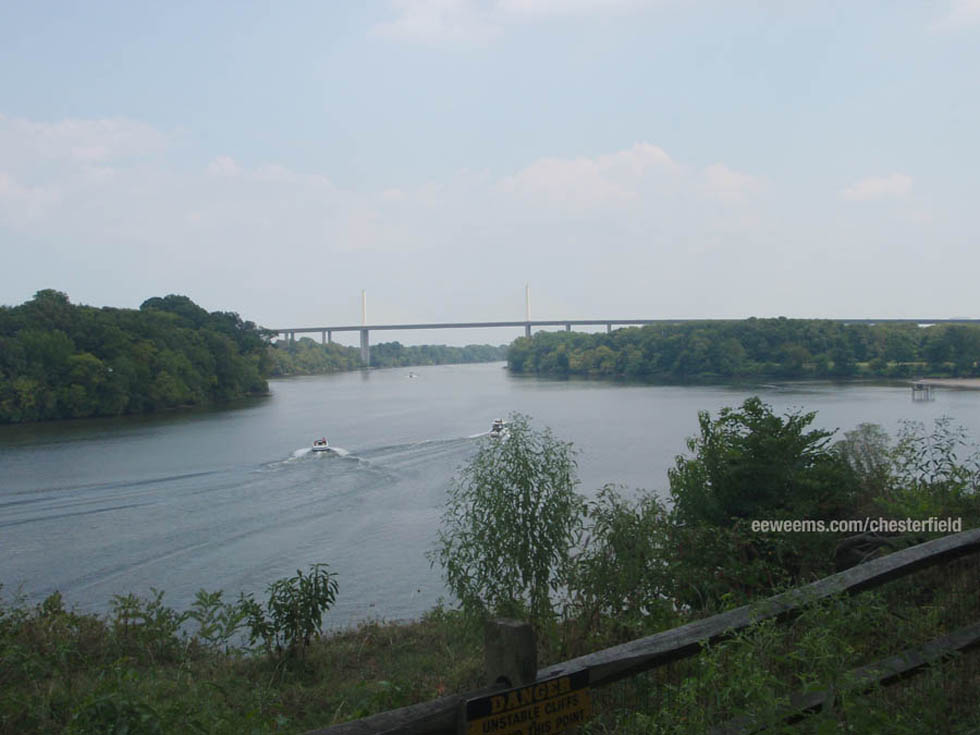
271, 318, 980, 335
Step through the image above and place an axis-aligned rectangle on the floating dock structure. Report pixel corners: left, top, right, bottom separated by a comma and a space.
912, 381, 935, 401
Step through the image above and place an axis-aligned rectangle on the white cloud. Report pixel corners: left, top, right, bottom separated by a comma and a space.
496, 0, 650, 18
15, 113, 927, 328
206, 156, 242, 177
498, 142, 677, 210
371, 0, 500, 45
373, 0, 658, 44
704, 163, 761, 203
930, 0, 980, 30
0, 114, 166, 165
0, 172, 60, 224
841, 173, 913, 202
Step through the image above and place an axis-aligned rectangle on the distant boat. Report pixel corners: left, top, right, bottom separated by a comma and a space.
489, 418, 507, 439
408, 372, 418, 379
312, 438, 331, 452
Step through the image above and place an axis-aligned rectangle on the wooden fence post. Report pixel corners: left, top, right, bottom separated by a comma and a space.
485, 618, 537, 687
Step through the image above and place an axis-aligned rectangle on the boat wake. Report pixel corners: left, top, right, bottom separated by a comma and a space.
292, 445, 351, 459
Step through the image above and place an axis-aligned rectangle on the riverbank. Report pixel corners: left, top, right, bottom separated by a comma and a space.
267, 339, 507, 377
4, 575, 978, 734
913, 377, 980, 390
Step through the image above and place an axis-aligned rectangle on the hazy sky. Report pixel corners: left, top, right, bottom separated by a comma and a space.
1, 1, 978, 346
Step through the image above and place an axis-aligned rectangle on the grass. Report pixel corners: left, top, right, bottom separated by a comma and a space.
4, 564, 980, 735
0, 592, 486, 734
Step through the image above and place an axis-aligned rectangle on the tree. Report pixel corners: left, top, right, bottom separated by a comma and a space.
665, 398, 860, 607
669, 397, 857, 527
568, 485, 674, 636
430, 413, 583, 625
238, 563, 339, 658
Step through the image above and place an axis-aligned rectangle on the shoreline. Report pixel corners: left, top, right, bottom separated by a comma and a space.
912, 378, 980, 390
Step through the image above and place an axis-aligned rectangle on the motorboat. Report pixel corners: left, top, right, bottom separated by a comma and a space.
489, 419, 507, 439
312, 438, 331, 452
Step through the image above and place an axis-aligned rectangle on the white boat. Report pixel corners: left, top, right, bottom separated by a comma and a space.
312, 438, 331, 452
489, 419, 507, 439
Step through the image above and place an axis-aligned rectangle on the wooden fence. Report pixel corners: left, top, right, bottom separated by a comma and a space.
306, 528, 980, 734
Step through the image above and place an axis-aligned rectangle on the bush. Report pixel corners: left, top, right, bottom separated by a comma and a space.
669, 397, 858, 527
880, 416, 980, 526
430, 413, 584, 625
568, 485, 675, 638
663, 398, 860, 607
239, 563, 339, 657
109, 589, 187, 665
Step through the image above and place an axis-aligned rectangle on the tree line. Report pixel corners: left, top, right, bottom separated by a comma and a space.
0, 290, 509, 423
507, 318, 980, 380
0, 290, 271, 423
268, 338, 506, 376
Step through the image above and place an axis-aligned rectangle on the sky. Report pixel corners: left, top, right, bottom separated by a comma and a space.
1, 0, 978, 346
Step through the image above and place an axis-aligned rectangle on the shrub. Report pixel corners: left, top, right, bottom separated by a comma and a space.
239, 563, 339, 657
568, 485, 675, 638
430, 413, 584, 625
669, 397, 858, 527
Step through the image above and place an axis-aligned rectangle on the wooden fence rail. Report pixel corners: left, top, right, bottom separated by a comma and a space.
306, 528, 980, 735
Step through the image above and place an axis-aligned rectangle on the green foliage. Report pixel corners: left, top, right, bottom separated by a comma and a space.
266, 337, 507, 377
567, 486, 674, 637
431, 413, 584, 625
68, 684, 166, 735
880, 416, 980, 524
834, 422, 893, 498
368, 341, 507, 368
663, 398, 859, 608
507, 318, 980, 381
0, 290, 272, 423
109, 589, 188, 664
239, 564, 339, 657
669, 397, 857, 527
593, 590, 975, 734
185, 590, 249, 651
266, 339, 362, 376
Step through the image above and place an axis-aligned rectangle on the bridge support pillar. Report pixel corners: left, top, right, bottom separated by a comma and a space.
360, 329, 370, 366
290, 331, 296, 343
606, 323, 612, 334
321, 330, 326, 345
525, 323, 531, 338
327, 330, 332, 344
565, 324, 571, 332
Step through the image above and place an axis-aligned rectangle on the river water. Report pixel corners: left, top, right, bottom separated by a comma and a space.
2, 363, 979, 626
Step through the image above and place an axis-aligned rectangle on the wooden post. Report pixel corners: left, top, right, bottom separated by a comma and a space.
485, 619, 537, 687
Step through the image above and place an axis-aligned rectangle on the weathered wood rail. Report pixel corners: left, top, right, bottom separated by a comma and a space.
306, 528, 980, 734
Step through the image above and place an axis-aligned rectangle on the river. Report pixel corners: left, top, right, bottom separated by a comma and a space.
2, 362, 979, 627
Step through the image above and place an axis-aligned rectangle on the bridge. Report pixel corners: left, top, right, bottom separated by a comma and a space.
270, 317, 980, 367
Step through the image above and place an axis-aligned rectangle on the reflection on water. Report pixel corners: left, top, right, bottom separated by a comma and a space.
2, 363, 979, 626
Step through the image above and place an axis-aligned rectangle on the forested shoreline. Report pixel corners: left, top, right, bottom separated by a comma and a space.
0, 291, 508, 424
9, 292, 980, 425
508, 318, 980, 381
267, 338, 506, 376
0, 291, 271, 424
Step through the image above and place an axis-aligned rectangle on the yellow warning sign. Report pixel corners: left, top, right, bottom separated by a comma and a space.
464, 670, 591, 735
